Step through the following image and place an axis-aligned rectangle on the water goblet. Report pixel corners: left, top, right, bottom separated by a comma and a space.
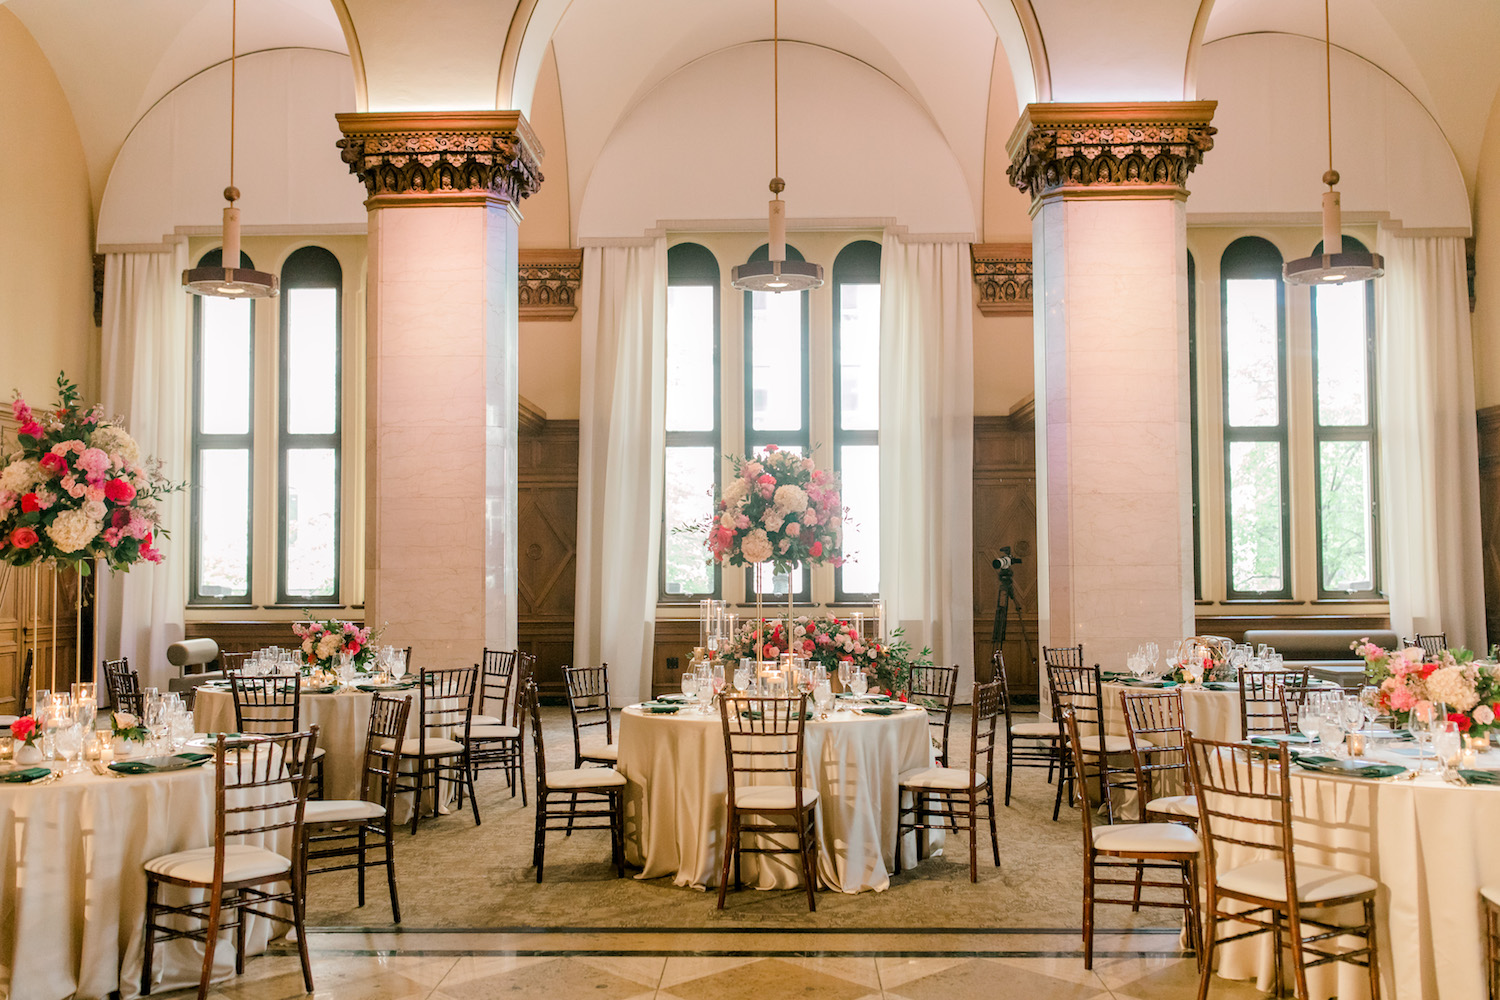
1341, 696, 1364, 733
389, 651, 408, 684
814, 679, 834, 718
849, 670, 869, 699
1297, 704, 1323, 742
1318, 714, 1345, 754
1432, 721, 1462, 773
837, 661, 852, 691
681, 671, 700, 706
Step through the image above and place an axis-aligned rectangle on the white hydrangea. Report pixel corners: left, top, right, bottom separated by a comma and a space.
1426, 665, 1479, 712
46, 509, 101, 552
91, 424, 140, 467
0, 458, 42, 493
741, 528, 772, 563
316, 633, 342, 660
773, 484, 809, 514
81, 499, 107, 521
722, 479, 749, 505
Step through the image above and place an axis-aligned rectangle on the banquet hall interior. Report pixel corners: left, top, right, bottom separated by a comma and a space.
2, 0, 1500, 998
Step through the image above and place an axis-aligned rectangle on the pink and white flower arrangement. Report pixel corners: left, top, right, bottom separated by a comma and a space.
703, 447, 844, 574
719, 615, 931, 696
1355, 638, 1500, 736
0, 374, 180, 572
292, 615, 380, 673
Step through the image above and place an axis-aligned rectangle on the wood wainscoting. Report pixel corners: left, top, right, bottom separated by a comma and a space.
0, 563, 85, 712
972, 408, 1040, 700
1480, 406, 1500, 648
517, 418, 579, 698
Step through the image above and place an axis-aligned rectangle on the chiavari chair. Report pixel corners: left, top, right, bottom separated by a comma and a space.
466, 649, 526, 802
562, 663, 618, 766
1413, 633, 1448, 660
994, 649, 1066, 808
229, 672, 325, 798
906, 663, 959, 765
1484, 886, 1500, 999
1238, 668, 1312, 740
395, 666, 480, 833
103, 656, 142, 716
895, 679, 1002, 882
526, 680, 625, 881
1121, 688, 1198, 825
1187, 736, 1381, 1000
1047, 661, 1135, 822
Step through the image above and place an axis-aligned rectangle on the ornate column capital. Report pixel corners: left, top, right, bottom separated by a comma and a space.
1006, 102, 1216, 206
970, 243, 1032, 316
335, 111, 545, 209
518, 249, 583, 321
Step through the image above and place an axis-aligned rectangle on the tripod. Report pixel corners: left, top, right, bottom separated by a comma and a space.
991, 564, 1035, 674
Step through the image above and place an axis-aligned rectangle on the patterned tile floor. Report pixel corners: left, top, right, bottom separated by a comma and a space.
154, 927, 1273, 1000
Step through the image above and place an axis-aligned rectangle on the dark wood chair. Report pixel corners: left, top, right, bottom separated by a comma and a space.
716, 693, 819, 911
1408, 633, 1448, 660
217, 650, 251, 675
466, 649, 526, 802
562, 663, 618, 766
140, 729, 320, 1000
229, 672, 325, 798
17, 648, 33, 715
103, 656, 142, 715
1484, 886, 1500, 999
895, 679, 1002, 882
1188, 736, 1381, 1000
1047, 661, 1135, 822
526, 680, 625, 882
1120, 688, 1197, 826
303, 693, 412, 922
906, 663, 958, 765
1238, 667, 1312, 740
994, 649, 1066, 808
396, 666, 480, 834
1064, 708, 1201, 970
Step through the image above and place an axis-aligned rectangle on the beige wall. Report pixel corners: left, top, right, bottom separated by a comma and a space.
1473, 90, 1500, 409
0, 9, 95, 403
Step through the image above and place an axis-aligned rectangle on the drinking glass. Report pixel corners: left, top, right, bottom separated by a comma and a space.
849, 670, 869, 698
1145, 642, 1159, 672
1185, 659, 1205, 686
1412, 701, 1446, 769
1358, 685, 1382, 728
814, 679, 834, 716
681, 671, 700, 705
1297, 704, 1323, 741
74, 693, 97, 751
1318, 714, 1345, 753
54, 719, 84, 773
733, 665, 750, 693
1432, 721, 1462, 772
837, 661, 852, 690
390, 651, 408, 683
1341, 696, 1364, 733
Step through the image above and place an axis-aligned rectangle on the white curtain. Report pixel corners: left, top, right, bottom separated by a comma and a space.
1376, 232, 1486, 649
574, 239, 668, 705
878, 234, 976, 698
98, 244, 190, 693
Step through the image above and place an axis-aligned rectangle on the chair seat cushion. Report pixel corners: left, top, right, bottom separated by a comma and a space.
145, 845, 291, 885
377, 736, 465, 756
1076, 734, 1134, 754
1009, 721, 1059, 738
1216, 859, 1378, 903
546, 767, 626, 790
1092, 822, 1202, 855
1482, 885, 1500, 908
305, 798, 387, 825
311, 747, 326, 760
468, 724, 520, 740
735, 785, 819, 811
1146, 794, 1199, 818
580, 742, 619, 761
471, 713, 504, 727
898, 766, 985, 791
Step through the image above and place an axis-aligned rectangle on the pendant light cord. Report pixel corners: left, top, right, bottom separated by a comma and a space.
1324, 0, 1333, 187
773, 0, 779, 182
229, 0, 237, 200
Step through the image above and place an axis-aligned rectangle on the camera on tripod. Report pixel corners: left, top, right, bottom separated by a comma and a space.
992, 546, 1023, 574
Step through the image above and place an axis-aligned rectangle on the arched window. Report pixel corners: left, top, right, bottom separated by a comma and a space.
662, 242, 721, 601
1188, 249, 1200, 600
832, 240, 881, 600
190, 247, 257, 603
1311, 237, 1379, 598
278, 246, 342, 603
1220, 237, 1290, 599
743, 242, 811, 601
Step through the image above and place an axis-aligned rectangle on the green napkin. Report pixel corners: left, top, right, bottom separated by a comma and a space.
740, 709, 814, 720
641, 702, 680, 714
1294, 756, 1406, 779
1125, 679, 1178, 688
1458, 769, 1500, 786
860, 706, 901, 716
355, 682, 417, 692
303, 685, 340, 695
1, 767, 52, 783
1203, 682, 1237, 691
658, 694, 689, 702
109, 752, 212, 775
1251, 734, 1311, 746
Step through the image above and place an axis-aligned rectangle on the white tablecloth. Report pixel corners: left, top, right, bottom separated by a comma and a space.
0, 762, 286, 1000
1210, 748, 1500, 1000
617, 704, 938, 893
1100, 682, 1245, 743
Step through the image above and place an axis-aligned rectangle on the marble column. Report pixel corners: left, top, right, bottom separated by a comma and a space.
336, 112, 544, 664
1006, 102, 1216, 671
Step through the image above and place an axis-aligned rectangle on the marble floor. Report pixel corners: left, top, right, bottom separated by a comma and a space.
153, 927, 1269, 1000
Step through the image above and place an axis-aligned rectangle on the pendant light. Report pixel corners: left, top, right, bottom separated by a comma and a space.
1283, 0, 1383, 286
183, 0, 279, 298
730, 0, 823, 293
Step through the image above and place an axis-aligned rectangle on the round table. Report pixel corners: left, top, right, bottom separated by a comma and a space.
1209, 745, 1500, 1000
616, 703, 938, 893
1101, 681, 1246, 743
0, 759, 287, 1000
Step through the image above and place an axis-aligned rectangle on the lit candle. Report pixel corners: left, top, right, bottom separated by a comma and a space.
854, 612, 864, 641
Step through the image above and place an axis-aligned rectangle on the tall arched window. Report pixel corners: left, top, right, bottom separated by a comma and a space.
1220, 237, 1290, 599
833, 240, 881, 600
190, 247, 257, 603
662, 242, 721, 601
1312, 237, 1379, 598
278, 246, 342, 603
743, 242, 811, 601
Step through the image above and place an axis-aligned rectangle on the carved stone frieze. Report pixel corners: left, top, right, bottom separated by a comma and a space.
519, 249, 583, 321
1006, 102, 1216, 204
971, 243, 1032, 316
335, 111, 544, 207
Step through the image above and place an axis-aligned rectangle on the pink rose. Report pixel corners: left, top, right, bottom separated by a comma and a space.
18, 421, 42, 439
39, 453, 68, 476
810, 541, 823, 558
9, 526, 39, 550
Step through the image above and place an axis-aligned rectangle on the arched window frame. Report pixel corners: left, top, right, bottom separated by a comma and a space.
832, 240, 881, 601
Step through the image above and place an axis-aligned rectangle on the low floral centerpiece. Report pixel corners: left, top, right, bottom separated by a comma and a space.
0, 374, 181, 571
110, 710, 148, 756
1355, 638, 1500, 736
8, 715, 41, 763
720, 615, 932, 697
293, 615, 378, 673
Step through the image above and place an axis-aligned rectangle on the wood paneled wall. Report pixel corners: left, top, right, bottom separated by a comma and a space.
0, 564, 85, 711
1479, 406, 1500, 647
972, 411, 1040, 698
516, 419, 579, 697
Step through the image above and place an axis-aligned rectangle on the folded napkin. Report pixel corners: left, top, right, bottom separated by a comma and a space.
1294, 756, 1406, 779
1, 767, 52, 784
1203, 682, 1238, 691
835, 693, 889, 701
108, 752, 213, 775
657, 694, 689, 703
1125, 679, 1177, 688
740, 709, 814, 720
860, 706, 901, 716
1458, 769, 1500, 786
302, 685, 340, 695
640, 702, 680, 714
1250, 734, 1311, 746
355, 682, 417, 692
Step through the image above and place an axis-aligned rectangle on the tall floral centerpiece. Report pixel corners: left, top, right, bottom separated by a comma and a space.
0, 373, 181, 697
701, 447, 844, 675
293, 615, 379, 674
1355, 639, 1500, 736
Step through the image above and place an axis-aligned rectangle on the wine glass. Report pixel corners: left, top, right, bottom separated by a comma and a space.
837, 660, 852, 691
733, 664, 750, 694
1297, 703, 1323, 742
681, 670, 700, 705
1341, 696, 1364, 734
1413, 701, 1446, 769
390, 649, 408, 684
1432, 720, 1462, 773
1358, 685, 1382, 728
814, 678, 834, 717
849, 669, 869, 699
